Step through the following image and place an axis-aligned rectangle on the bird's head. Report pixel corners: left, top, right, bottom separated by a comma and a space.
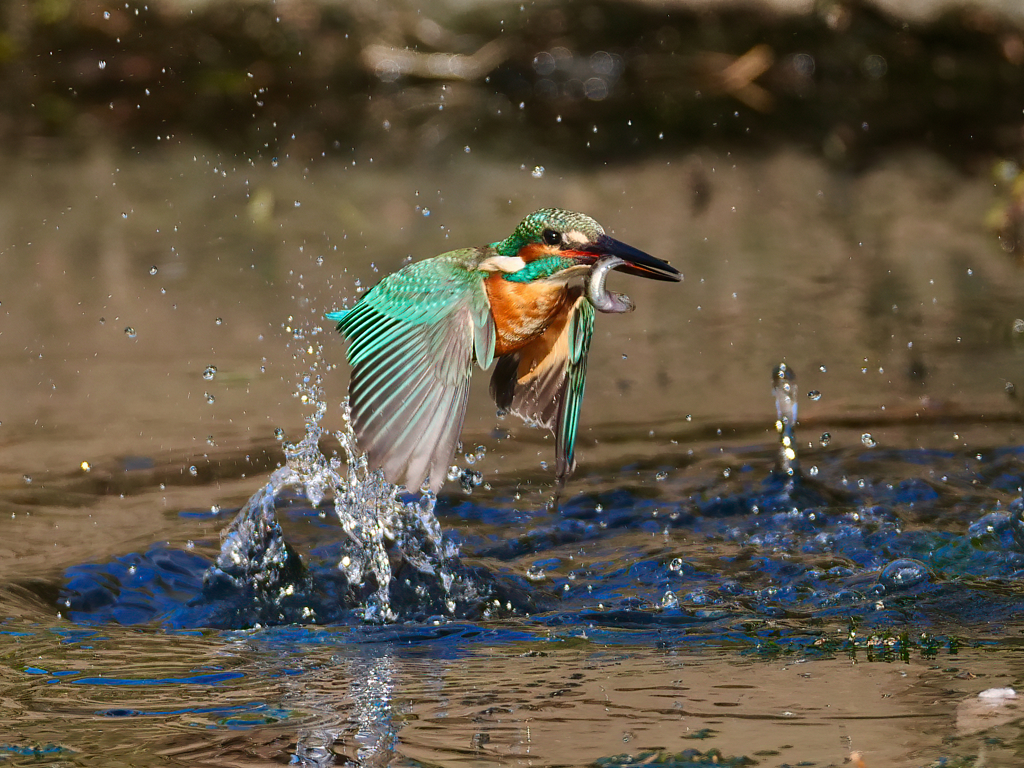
490, 208, 681, 283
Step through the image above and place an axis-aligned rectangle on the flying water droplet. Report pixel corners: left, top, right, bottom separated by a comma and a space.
808, 390, 821, 401
124, 327, 136, 338
861, 433, 877, 447
820, 432, 831, 447
458, 469, 483, 493
80, 461, 91, 473
655, 471, 668, 481
204, 392, 215, 405
202, 365, 217, 380
274, 428, 285, 441
660, 591, 679, 609
149, 266, 158, 275
526, 565, 546, 581
215, 317, 223, 326
531, 166, 545, 178
188, 466, 198, 476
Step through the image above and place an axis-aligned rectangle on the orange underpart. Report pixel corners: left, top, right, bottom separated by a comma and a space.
485, 272, 574, 357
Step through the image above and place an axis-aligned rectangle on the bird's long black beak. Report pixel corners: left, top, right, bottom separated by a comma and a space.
580, 235, 682, 282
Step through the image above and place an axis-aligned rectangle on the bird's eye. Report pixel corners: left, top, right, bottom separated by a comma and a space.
542, 229, 562, 246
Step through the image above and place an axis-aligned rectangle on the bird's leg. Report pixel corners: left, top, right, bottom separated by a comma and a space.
586, 255, 635, 314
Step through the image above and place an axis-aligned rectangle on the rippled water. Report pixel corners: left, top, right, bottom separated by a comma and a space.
4, 144, 1024, 765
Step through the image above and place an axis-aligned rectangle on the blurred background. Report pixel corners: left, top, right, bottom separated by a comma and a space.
3, 0, 1024, 487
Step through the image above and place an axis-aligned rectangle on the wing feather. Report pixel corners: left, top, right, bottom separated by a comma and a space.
330, 255, 495, 492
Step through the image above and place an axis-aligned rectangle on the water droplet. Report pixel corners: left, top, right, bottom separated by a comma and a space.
820, 432, 831, 447
447, 465, 460, 481
819, 365, 827, 372
80, 461, 91, 472
1014, 319, 1024, 334
206, 435, 215, 446
215, 317, 223, 325
668, 557, 684, 572
274, 428, 285, 441
124, 326, 136, 338
421, 208, 430, 217
531, 166, 545, 178
188, 465, 198, 476
458, 469, 483, 493
861, 433, 877, 447
149, 266, 158, 275
204, 392, 215, 404
202, 365, 217, 380
103, 10, 110, 18
655, 471, 668, 481
878, 558, 929, 590
526, 564, 546, 581
660, 590, 679, 609
808, 390, 822, 401
271, 158, 279, 167
98, 60, 107, 70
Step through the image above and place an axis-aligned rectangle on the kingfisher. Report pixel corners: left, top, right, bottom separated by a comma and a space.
326, 208, 681, 493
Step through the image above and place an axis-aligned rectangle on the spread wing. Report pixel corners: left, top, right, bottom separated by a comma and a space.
489, 291, 595, 486
327, 255, 496, 493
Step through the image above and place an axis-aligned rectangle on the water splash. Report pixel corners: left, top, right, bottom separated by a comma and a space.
772, 362, 799, 481
208, 332, 456, 623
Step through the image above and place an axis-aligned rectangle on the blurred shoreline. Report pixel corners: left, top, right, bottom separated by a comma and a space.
1, 0, 1022, 166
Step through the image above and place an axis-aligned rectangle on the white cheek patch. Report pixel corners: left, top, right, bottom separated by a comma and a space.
479, 255, 527, 273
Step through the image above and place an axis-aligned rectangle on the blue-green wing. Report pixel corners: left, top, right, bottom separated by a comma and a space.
489, 292, 595, 486
327, 255, 495, 492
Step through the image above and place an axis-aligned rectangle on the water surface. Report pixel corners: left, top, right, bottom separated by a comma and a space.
3, 143, 1024, 765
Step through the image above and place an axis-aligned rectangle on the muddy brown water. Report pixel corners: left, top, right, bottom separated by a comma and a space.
2, 142, 1024, 765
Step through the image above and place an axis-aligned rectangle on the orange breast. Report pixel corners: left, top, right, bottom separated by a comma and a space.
485, 273, 572, 357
